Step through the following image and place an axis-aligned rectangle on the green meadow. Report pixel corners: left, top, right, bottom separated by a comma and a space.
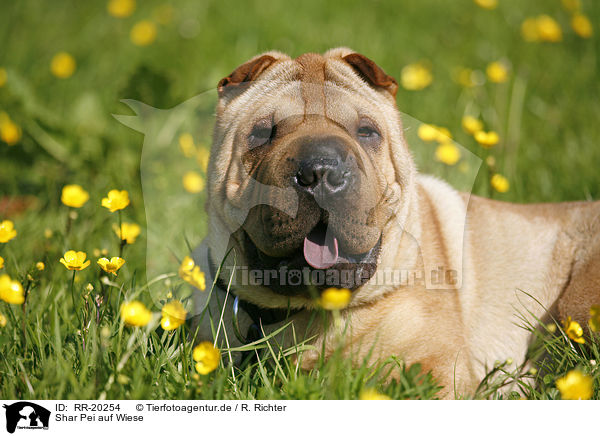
0, 0, 599, 399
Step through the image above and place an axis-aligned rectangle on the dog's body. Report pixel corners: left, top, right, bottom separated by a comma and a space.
195, 48, 600, 396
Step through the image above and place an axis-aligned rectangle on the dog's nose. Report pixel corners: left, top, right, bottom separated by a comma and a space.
293, 137, 351, 197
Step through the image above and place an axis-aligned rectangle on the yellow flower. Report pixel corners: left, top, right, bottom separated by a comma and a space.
486, 61, 509, 83
197, 147, 210, 173
474, 130, 499, 148
179, 256, 206, 291
0, 220, 17, 243
563, 316, 585, 344
120, 300, 152, 327
462, 116, 483, 135
192, 341, 221, 375
36, 262, 45, 271
183, 171, 205, 193
61, 184, 89, 208
107, 0, 136, 18
400, 62, 433, 91
59, 250, 91, 271
97, 257, 125, 275
417, 124, 451, 142
0, 274, 24, 305
571, 14, 593, 39
359, 388, 391, 400
0, 67, 6, 87
113, 222, 141, 244
161, 300, 187, 331
435, 143, 461, 166
522, 15, 563, 43
556, 370, 593, 400
473, 0, 497, 10
490, 174, 510, 193
179, 133, 196, 157
561, 0, 581, 12
318, 287, 352, 310
0, 313, 6, 327
101, 189, 130, 212
130, 20, 157, 46
0, 113, 22, 146
50, 52, 76, 79
0, 256, 3, 269
44, 228, 53, 239
521, 16, 563, 42
589, 305, 600, 332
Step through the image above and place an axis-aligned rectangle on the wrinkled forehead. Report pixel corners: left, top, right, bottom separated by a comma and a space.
225, 56, 394, 132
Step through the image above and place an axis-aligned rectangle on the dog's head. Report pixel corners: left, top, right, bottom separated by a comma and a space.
206, 48, 416, 307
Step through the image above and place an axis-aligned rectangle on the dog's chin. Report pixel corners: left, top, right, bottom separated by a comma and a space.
241, 228, 381, 297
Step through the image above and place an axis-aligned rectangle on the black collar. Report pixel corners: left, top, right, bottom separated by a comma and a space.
207, 249, 302, 343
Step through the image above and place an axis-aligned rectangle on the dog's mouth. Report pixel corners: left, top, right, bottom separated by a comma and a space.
241, 220, 381, 296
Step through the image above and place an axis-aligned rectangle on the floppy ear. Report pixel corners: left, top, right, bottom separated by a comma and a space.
342, 53, 398, 98
217, 54, 279, 98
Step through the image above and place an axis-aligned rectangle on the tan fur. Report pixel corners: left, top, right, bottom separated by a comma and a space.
200, 48, 600, 397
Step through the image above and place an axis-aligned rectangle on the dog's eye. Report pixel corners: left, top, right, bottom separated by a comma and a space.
356, 119, 381, 146
248, 118, 275, 149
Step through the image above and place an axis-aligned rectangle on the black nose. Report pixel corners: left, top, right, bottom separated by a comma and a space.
293, 137, 351, 197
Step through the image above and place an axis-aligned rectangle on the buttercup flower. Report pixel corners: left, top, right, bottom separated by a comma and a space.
179, 256, 206, 291
113, 222, 141, 244
0, 274, 24, 305
101, 189, 130, 212
435, 143, 461, 166
161, 300, 187, 331
192, 341, 221, 375
61, 184, 89, 208
571, 14, 593, 39
59, 250, 91, 271
400, 62, 432, 91
486, 61, 508, 83
50, 52, 76, 79
563, 316, 585, 344
359, 388, 391, 400
0, 256, 3, 269
556, 369, 593, 400
0, 313, 6, 327
473, 0, 497, 10
36, 262, 45, 271
319, 287, 352, 310
97, 257, 125, 275
0, 220, 17, 243
0, 68, 6, 87
107, 0, 136, 18
120, 300, 152, 327
130, 20, 157, 46
0, 113, 21, 146
417, 124, 451, 143
522, 15, 562, 42
490, 174, 510, 193
537, 15, 563, 42
462, 116, 483, 135
183, 171, 205, 193
589, 305, 600, 332
197, 148, 210, 173
179, 133, 196, 157
474, 130, 499, 148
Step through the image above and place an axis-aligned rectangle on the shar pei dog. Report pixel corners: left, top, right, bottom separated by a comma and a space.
192, 47, 600, 397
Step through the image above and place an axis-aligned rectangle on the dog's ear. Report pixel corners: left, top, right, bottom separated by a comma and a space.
342, 53, 398, 98
218, 54, 280, 99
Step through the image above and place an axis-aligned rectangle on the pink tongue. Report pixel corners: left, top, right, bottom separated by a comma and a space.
303, 227, 338, 269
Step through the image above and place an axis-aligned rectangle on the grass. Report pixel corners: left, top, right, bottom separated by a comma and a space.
1, 0, 600, 400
